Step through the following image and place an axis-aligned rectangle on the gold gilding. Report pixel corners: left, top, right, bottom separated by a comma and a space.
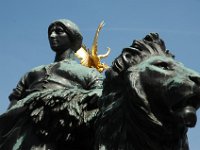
75, 21, 110, 73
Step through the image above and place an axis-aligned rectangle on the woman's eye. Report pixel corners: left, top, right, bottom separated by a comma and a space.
56, 29, 64, 34
154, 62, 171, 70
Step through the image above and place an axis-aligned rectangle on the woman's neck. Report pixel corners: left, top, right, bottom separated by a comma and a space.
54, 49, 75, 62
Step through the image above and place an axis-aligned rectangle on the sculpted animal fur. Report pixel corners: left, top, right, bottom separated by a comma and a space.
95, 33, 200, 150
0, 33, 200, 150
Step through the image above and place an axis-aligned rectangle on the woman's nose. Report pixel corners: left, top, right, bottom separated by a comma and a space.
50, 31, 56, 38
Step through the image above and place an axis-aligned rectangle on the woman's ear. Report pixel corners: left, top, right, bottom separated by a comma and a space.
71, 34, 83, 52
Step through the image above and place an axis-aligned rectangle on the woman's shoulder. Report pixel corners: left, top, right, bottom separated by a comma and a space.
29, 64, 46, 72
67, 60, 100, 72
61, 60, 103, 78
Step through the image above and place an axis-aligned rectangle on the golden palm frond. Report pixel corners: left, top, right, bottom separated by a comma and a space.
75, 21, 111, 73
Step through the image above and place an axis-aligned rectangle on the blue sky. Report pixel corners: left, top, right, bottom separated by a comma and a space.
0, 0, 200, 149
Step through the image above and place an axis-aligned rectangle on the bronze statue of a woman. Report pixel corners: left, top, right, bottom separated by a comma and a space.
0, 19, 103, 150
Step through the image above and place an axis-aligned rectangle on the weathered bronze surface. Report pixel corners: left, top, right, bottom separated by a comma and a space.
0, 19, 103, 150
95, 33, 200, 150
0, 21, 199, 150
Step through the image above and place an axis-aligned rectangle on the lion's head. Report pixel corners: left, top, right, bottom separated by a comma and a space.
95, 33, 200, 150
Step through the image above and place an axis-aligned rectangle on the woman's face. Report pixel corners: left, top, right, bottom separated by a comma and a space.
48, 24, 71, 53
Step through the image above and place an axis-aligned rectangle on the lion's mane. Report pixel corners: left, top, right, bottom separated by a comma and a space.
95, 33, 189, 150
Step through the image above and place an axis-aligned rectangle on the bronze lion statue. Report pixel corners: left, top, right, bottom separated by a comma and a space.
0, 33, 200, 150
95, 33, 200, 150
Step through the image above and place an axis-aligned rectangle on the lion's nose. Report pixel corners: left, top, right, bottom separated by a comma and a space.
189, 75, 200, 86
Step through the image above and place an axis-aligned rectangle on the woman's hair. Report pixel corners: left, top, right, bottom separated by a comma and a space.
48, 19, 83, 51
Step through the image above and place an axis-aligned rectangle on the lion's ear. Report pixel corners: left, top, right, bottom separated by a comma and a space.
122, 47, 141, 67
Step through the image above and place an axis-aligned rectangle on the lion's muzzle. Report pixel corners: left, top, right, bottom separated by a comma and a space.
174, 75, 200, 127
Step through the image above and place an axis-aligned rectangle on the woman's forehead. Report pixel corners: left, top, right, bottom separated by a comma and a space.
48, 22, 67, 35
50, 24, 64, 30
49, 22, 65, 29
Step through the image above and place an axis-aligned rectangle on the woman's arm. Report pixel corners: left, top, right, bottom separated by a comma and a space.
8, 73, 28, 108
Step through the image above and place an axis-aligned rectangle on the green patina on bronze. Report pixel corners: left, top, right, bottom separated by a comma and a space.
0, 19, 103, 150
0, 28, 200, 150
95, 33, 200, 150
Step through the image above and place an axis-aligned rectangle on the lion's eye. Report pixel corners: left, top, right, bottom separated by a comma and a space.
154, 62, 171, 70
